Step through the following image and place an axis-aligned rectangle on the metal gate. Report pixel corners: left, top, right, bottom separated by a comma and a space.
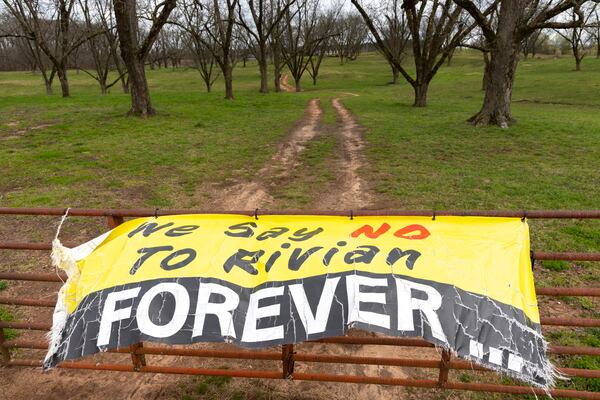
0, 208, 599, 399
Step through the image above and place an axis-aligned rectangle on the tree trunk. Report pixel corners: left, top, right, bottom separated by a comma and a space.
575, 56, 581, 71
294, 77, 301, 92
274, 72, 281, 92
468, 2, 520, 128
312, 74, 317, 85
470, 47, 518, 128
57, 67, 69, 97
100, 80, 108, 95
224, 65, 234, 100
447, 49, 455, 66
206, 81, 212, 93
45, 81, 53, 95
413, 82, 429, 107
482, 52, 491, 91
113, 0, 155, 116
391, 65, 399, 84
128, 61, 154, 115
121, 77, 130, 94
258, 52, 269, 93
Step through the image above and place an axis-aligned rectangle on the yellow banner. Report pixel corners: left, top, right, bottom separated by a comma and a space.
45, 214, 554, 388
66, 214, 536, 322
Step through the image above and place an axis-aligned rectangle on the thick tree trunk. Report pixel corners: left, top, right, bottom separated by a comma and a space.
469, 47, 518, 128
312, 74, 317, 86
391, 65, 399, 84
274, 72, 281, 92
206, 82, 212, 93
224, 65, 234, 100
294, 77, 301, 92
57, 67, 69, 98
273, 46, 282, 93
126, 58, 154, 115
258, 52, 269, 93
575, 56, 582, 71
468, 2, 520, 128
413, 82, 429, 107
113, 0, 155, 116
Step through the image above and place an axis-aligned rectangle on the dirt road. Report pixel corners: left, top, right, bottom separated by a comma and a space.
1, 97, 428, 400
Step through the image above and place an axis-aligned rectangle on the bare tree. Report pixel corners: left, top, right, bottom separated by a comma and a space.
177, 2, 220, 91
352, 0, 477, 107
191, 36, 220, 91
588, 8, 600, 57
79, 0, 127, 94
1, 0, 91, 97
522, 28, 547, 59
281, 0, 329, 92
267, 0, 287, 91
306, 6, 336, 85
0, 13, 55, 79
332, 11, 368, 64
112, 0, 177, 115
453, 0, 589, 127
555, 5, 596, 71
375, 0, 410, 84
237, 0, 294, 92
203, 0, 239, 99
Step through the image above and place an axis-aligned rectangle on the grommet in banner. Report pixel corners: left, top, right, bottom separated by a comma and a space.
432, 209, 436, 221
254, 208, 259, 220
154, 208, 159, 219
349, 210, 353, 220
521, 210, 527, 222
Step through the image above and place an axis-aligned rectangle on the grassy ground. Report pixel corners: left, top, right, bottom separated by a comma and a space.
1, 51, 599, 398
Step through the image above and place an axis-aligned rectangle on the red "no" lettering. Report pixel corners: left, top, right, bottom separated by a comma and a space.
350, 223, 430, 240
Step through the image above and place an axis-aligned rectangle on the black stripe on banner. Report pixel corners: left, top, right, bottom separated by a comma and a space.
44, 271, 549, 386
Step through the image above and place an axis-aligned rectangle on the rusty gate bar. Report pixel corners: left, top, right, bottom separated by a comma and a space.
3, 359, 600, 399
3, 342, 600, 378
2, 242, 599, 262
0, 207, 600, 218
0, 208, 599, 399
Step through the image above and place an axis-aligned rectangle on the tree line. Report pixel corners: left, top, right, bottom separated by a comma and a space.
1, 0, 598, 127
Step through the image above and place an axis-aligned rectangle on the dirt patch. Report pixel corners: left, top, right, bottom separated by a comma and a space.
1, 120, 57, 140
280, 74, 295, 93
314, 98, 373, 210
208, 98, 322, 210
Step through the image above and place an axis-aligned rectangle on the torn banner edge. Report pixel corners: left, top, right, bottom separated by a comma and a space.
43, 231, 111, 369
41, 232, 560, 393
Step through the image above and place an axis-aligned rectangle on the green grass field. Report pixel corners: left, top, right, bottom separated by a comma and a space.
1, 51, 599, 397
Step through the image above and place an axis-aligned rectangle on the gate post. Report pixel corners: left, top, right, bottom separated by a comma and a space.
282, 344, 295, 379
129, 342, 147, 371
437, 349, 451, 388
0, 327, 10, 365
